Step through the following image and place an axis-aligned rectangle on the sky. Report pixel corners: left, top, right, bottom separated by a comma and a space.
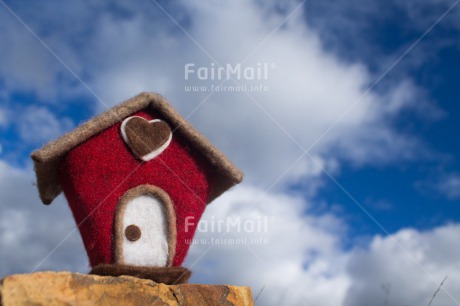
0, 0, 459, 305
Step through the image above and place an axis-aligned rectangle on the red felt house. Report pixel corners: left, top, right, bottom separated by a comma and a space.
31, 92, 243, 284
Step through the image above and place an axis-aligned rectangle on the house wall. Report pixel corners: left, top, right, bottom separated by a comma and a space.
58, 109, 211, 267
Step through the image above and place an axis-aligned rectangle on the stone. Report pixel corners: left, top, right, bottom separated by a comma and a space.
0, 271, 254, 306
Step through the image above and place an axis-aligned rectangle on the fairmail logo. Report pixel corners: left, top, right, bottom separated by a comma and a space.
184, 62, 275, 81
184, 215, 270, 233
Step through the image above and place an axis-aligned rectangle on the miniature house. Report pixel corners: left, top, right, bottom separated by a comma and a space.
31, 92, 243, 284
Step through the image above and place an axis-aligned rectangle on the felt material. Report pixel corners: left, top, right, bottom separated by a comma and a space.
120, 116, 172, 161
59, 115, 209, 267
120, 195, 168, 267
31, 92, 243, 205
89, 264, 192, 285
114, 185, 177, 267
125, 225, 141, 242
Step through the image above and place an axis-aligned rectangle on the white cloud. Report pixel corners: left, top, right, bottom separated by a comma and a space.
186, 185, 351, 305
0, 8, 61, 101
436, 173, 460, 200
0, 108, 7, 127
16, 106, 74, 145
0, 161, 87, 277
344, 225, 460, 306
416, 173, 460, 200
394, 0, 460, 31
184, 184, 460, 306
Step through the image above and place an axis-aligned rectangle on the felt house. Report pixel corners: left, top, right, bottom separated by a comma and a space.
31, 92, 243, 284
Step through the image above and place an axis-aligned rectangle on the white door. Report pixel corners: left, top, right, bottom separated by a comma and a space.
120, 194, 169, 267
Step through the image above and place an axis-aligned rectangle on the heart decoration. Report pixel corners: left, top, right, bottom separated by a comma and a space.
120, 116, 172, 161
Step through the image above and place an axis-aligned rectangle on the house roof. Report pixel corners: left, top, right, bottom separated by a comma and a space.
31, 92, 243, 205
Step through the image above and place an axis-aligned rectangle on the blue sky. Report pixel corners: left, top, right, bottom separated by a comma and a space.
306, 1, 460, 239
1, 1, 460, 305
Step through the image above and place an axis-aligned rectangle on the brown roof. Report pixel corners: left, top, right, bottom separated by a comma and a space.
31, 92, 243, 205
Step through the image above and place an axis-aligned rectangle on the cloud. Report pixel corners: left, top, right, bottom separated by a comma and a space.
304, 0, 460, 90
416, 172, 460, 201
344, 224, 460, 306
394, 0, 460, 31
0, 7, 63, 101
0, 161, 87, 277
0, 108, 7, 127
186, 185, 351, 305
185, 184, 460, 306
436, 173, 460, 200
16, 106, 74, 145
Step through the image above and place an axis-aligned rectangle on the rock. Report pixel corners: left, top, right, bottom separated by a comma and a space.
0, 271, 254, 306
